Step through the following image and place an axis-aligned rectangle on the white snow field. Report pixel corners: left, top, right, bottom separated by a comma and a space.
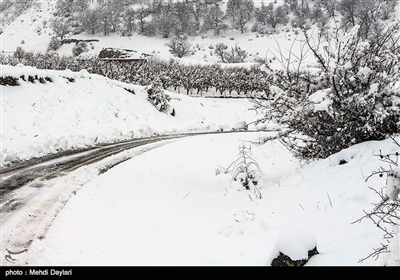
0, 64, 398, 266
0, 0, 399, 268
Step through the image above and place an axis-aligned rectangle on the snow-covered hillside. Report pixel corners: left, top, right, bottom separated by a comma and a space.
0, 0, 308, 67
1, 0, 400, 268
0, 1, 54, 54
1, 64, 260, 166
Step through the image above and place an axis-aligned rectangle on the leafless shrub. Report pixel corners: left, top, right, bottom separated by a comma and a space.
216, 144, 264, 199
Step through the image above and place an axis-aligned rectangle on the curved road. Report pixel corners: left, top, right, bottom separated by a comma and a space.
0, 130, 257, 201
0, 130, 261, 265
0, 134, 187, 201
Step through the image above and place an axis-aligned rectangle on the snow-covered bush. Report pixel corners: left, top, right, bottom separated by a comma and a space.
146, 79, 171, 113
166, 36, 192, 58
216, 144, 264, 199
214, 43, 229, 62
47, 36, 62, 51
0, 76, 19, 86
50, 18, 70, 40
252, 24, 400, 160
355, 137, 400, 262
225, 44, 248, 63
72, 41, 88, 57
13, 46, 26, 62
214, 43, 248, 63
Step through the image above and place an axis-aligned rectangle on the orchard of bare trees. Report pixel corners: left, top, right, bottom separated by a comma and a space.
0, 49, 270, 97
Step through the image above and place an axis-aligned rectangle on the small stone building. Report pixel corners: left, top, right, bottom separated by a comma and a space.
98, 48, 150, 64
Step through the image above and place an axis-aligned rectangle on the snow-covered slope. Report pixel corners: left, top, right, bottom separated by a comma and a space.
1, 64, 260, 166
1, 1, 399, 267
0, 2, 55, 54
22, 132, 399, 266
0, 0, 307, 67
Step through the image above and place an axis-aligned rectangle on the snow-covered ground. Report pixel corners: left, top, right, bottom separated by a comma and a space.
1, 64, 260, 166
1, 64, 399, 266
1, 0, 399, 267
11, 131, 400, 266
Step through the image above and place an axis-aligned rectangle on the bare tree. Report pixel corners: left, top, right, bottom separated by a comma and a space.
54, 0, 74, 17
192, 0, 206, 32
152, 1, 176, 38
214, 43, 248, 63
337, 0, 357, 28
72, 0, 90, 13
318, 0, 337, 18
266, 3, 289, 28
214, 43, 229, 63
81, 8, 100, 35
50, 19, 70, 40
98, 7, 111, 36
337, 0, 397, 39
203, 4, 227, 36
107, 1, 123, 33
310, 2, 326, 24
285, 0, 311, 19
135, 5, 150, 35
167, 36, 192, 58
226, 0, 254, 33
173, 1, 197, 36
122, 8, 136, 35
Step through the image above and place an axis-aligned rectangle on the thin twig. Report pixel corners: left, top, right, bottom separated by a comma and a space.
239, 206, 248, 221
183, 191, 191, 199
326, 191, 333, 208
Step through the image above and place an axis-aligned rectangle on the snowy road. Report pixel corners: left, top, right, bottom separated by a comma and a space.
0, 134, 180, 265
0, 131, 257, 266
1, 131, 396, 266
0, 134, 188, 200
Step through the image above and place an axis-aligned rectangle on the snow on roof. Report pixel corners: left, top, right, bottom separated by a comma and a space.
98, 47, 150, 61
